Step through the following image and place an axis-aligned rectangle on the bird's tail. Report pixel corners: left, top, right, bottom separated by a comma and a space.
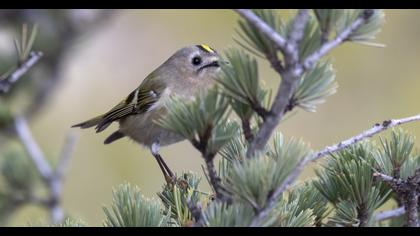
71, 115, 107, 131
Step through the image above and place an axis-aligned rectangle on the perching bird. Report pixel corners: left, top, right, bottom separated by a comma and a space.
72, 44, 221, 182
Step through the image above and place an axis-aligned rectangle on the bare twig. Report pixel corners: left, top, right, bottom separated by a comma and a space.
249, 113, 420, 226
302, 9, 374, 71
310, 115, 420, 162
55, 132, 78, 179
286, 9, 310, 65
13, 116, 77, 224
0, 51, 43, 94
14, 116, 53, 181
204, 159, 225, 200
373, 172, 400, 184
191, 134, 227, 201
374, 206, 406, 222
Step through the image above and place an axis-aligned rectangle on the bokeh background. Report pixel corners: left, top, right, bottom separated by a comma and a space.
0, 9, 419, 226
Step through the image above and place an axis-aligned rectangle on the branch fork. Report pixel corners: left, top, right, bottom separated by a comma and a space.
14, 116, 77, 224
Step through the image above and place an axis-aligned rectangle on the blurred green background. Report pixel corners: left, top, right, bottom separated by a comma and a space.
1, 9, 420, 226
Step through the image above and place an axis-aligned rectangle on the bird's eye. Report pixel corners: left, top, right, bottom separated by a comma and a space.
192, 56, 202, 65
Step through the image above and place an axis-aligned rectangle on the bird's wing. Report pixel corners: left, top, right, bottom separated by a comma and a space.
72, 76, 166, 133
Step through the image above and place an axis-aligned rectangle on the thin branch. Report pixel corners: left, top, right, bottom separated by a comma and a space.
205, 159, 225, 201
235, 9, 288, 54
249, 113, 420, 226
55, 131, 78, 180
374, 207, 406, 222
373, 172, 400, 184
14, 116, 53, 181
302, 9, 374, 71
310, 115, 420, 162
286, 9, 310, 65
49, 132, 78, 224
0, 51, 43, 94
13, 116, 78, 224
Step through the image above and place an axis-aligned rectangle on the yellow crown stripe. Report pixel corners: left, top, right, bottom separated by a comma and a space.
200, 44, 214, 53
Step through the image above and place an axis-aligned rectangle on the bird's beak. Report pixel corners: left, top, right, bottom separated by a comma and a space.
198, 60, 220, 72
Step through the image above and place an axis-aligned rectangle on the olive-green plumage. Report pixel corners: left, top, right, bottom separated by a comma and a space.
72, 45, 221, 180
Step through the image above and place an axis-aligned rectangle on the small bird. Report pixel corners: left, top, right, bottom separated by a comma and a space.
72, 45, 221, 183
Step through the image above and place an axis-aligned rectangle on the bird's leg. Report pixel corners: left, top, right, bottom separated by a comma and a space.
151, 142, 175, 184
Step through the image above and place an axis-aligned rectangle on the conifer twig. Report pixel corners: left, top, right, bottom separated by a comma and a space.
302, 10, 374, 71
250, 113, 420, 226
244, 9, 309, 158
236, 9, 375, 159
0, 51, 43, 94
235, 9, 288, 54
377, 169, 420, 227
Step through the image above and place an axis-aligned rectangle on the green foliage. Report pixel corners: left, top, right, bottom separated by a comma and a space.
218, 131, 247, 164
327, 200, 360, 227
0, 103, 13, 127
13, 24, 39, 63
226, 132, 310, 209
288, 181, 330, 225
268, 198, 315, 227
216, 48, 268, 120
0, 9, 398, 227
313, 9, 345, 39
374, 129, 419, 179
157, 89, 234, 157
337, 9, 385, 46
0, 191, 18, 225
50, 217, 88, 227
0, 149, 39, 193
297, 14, 322, 59
201, 202, 255, 227
267, 132, 311, 164
235, 9, 284, 58
314, 143, 391, 226
103, 182, 170, 227
157, 172, 208, 226
292, 60, 337, 112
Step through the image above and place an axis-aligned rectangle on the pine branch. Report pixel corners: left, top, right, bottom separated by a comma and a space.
249, 113, 420, 226
374, 206, 406, 222
311, 115, 420, 163
286, 9, 310, 65
245, 10, 309, 158
374, 169, 419, 227
0, 51, 43, 94
236, 9, 376, 159
235, 9, 288, 55
302, 9, 374, 71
